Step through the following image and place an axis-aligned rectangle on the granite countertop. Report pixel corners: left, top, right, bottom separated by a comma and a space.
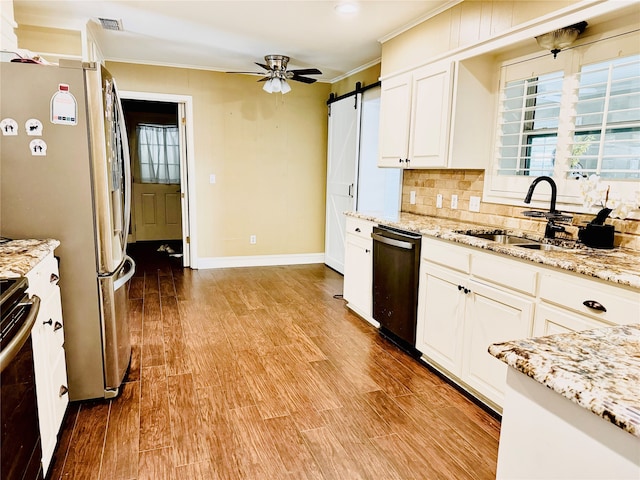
347, 211, 640, 289
489, 324, 640, 438
0, 239, 60, 277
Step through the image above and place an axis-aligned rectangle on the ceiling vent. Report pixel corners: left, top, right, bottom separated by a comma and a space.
98, 18, 123, 31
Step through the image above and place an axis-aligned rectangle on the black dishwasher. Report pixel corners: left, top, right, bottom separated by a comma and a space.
371, 225, 421, 355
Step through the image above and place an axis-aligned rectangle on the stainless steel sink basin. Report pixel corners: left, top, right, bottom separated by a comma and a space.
462, 231, 566, 251
515, 243, 564, 251
468, 233, 533, 245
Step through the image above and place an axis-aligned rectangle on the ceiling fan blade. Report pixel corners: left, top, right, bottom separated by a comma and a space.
226, 71, 266, 75
255, 62, 273, 71
257, 77, 270, 82
289, 68, 322, 76
290, 75, 317, 84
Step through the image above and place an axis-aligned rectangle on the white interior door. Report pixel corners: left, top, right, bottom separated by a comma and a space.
324, 95, 360, 274
357, 87, 402, 215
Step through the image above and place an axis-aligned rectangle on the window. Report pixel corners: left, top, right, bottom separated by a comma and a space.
498, 71, 563, 177
137, 124, 180, 184
569, 55, 640, 180
485, 30, 640, 210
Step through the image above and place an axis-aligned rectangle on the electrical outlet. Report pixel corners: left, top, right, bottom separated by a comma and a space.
436, 194, 443, 209
451, 194, 458, 209
409, 191, 416, 205
209, 174, 216, 184
469, 196, 481, 212
250, 235, 256, 244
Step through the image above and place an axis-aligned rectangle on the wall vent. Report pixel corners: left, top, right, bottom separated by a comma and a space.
98, 18, 123, 31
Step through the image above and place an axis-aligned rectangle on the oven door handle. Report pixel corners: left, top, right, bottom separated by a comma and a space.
371, 232, 414, 250
0, 295, 40, 373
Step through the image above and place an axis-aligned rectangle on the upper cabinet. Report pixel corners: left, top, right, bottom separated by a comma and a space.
379, 58, 495, 170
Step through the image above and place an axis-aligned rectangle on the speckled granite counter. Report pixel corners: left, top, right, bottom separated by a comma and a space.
347, 211, 640, 289
0, 239, 60, 277
489, 324, 640, 437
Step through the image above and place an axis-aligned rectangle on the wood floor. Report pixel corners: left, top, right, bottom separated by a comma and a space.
47, 245, 500, 480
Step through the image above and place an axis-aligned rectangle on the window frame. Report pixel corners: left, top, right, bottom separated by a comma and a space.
483, 30, 640, 217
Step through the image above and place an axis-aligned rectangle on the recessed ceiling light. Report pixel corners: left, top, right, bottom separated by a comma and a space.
335, 2, 359, 15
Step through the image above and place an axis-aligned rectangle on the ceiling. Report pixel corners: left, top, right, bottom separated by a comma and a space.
12, 0, 458, 83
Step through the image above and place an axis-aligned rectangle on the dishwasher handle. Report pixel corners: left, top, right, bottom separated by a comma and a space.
371, 232, 415, 250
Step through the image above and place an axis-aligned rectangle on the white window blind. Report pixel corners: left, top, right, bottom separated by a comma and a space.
497, 71, 563, 177
568, 54, 640, 180
137, 124, 180, 184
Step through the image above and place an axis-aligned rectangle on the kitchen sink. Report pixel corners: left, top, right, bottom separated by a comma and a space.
462, 231, 567, 251
515, 243, 564, 251
467, 233, 533, 245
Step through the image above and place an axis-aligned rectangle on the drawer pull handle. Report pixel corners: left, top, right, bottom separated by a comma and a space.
59, 385, 69, 397
54, 321, 63, 332
44, 319, 53, 326
365, 249, 370, 253
583, 300, 606, 312
50, 273, 59, 284
355, 228, 361, 232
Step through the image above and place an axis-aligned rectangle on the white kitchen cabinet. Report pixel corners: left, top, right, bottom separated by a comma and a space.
343, 216, 376, 325
26, 251, 69, 475
461, 278, 534, 406
416, 262, 465, 376
417, 237, 536, 410
378, 58, 493, 170
378, 73, 412, 168
378, 63, 452, 168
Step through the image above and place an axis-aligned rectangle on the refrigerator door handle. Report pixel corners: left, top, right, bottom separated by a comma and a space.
113, 77, 132, 257
113, 255, 136, 292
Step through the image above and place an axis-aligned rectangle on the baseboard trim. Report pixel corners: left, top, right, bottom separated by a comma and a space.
197, 253, 325, 269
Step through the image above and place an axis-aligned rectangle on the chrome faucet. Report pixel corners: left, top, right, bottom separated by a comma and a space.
524, 176, 566, 239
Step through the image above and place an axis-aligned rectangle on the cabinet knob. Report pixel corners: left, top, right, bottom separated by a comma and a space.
458, 285, 463, 291
50, 273, 59, 284
59, 385, 69, 397
355, 228, 361, 232
583, 300, 606, 312
54, 321, 63, 332
398, 158, 404, 163
44, 318, 53, 326
464, 288, 471, 294
365, 249, 371, 253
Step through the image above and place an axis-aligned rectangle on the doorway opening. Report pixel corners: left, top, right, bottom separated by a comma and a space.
120, 92, 196, 268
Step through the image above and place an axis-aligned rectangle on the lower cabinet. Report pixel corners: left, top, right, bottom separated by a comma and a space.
27, 251, 69, 475
343, 216, 375, 325
416, 257, 533, 408
416, 235, 639, 412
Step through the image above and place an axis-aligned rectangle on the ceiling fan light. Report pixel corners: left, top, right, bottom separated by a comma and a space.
263, 78, 274, 93
280, 79, 291, 94
535, 21, 587, 58
271, 78, 282, 93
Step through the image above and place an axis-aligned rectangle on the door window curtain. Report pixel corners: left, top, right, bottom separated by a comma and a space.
137, 124, 180, 184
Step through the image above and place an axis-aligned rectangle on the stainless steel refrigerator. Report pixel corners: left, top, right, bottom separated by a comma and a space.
0, 59, 136, 401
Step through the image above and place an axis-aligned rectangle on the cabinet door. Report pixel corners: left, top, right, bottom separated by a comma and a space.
462, 279, 534, 407
343, 234, 373, 322
378, 73, 411, 167
416, 262, 465, 376
533, 303, 610, 337
408, 63, 453, 168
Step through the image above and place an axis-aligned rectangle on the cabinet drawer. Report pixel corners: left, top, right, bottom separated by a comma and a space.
26, 253, 60, 301
41, 291, 65, 364
422, 238, 470, 273
50, 351, 69, 428
539, 271, 639, 325
345, 216, 375, 240
472, 250, 538, 296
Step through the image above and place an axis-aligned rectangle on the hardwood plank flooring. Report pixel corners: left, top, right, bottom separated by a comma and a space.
47, 243, 500, 480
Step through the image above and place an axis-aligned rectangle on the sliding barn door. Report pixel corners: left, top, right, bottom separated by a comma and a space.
324, 95, 360, 274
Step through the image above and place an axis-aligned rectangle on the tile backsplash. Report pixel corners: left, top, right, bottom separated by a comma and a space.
402, 169, 640, 252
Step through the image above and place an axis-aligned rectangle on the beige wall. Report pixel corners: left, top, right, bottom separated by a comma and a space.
16, 24, 81, 57
107, 62, 331, 258
330, 63, 381, 97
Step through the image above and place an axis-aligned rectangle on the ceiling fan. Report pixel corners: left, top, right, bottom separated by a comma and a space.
228, 55, 322, 94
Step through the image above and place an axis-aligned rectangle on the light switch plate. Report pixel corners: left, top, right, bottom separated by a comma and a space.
209, 174, 216, 184
410, 191, 416, 205
436, 194, 443, 208
469, 196, 481, 212
451, 194, 458, 209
